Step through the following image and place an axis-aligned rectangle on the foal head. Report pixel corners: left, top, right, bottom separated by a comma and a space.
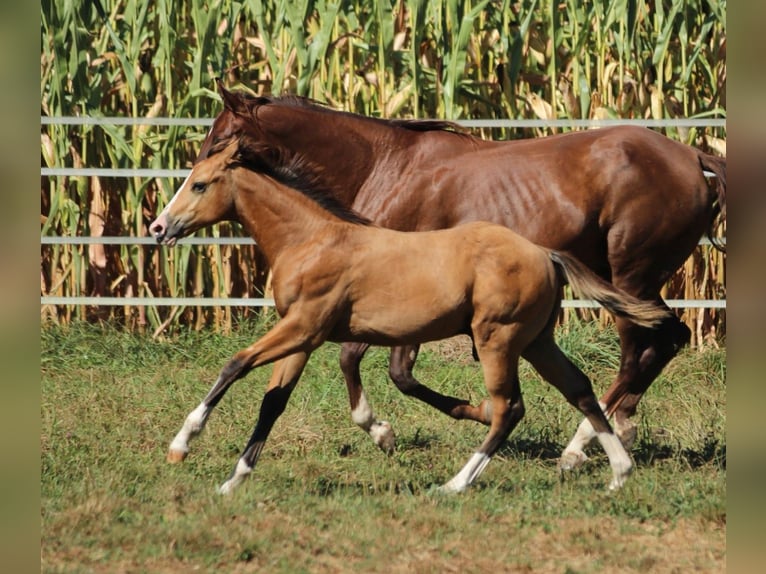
150, 140, 240, 246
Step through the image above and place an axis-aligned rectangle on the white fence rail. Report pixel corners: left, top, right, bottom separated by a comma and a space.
41, 116, 726, 311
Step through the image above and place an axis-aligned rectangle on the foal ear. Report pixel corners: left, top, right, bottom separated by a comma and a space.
217, 78, 249, 117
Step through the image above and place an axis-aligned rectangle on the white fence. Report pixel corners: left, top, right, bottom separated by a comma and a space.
40, 116, 726, 311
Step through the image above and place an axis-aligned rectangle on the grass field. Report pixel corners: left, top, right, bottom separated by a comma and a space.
41, 317, 725, 573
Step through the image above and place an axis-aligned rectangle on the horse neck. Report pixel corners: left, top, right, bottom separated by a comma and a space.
231, 169, 342, 264
256, 105, 407, 207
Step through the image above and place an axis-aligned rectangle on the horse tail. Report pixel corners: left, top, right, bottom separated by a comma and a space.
548, 251, 672, 328
698, 152, 727, 253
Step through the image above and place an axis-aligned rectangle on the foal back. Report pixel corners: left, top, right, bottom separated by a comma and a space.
323, 222, 562, 349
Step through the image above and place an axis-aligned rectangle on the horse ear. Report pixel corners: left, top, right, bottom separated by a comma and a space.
216, 78, 248, 116
232, 137, 251, 165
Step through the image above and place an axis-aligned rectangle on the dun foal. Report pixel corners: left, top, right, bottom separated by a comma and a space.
150, 138, 669, 495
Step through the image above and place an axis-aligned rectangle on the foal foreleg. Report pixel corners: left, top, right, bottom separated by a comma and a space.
168, 313, 320, 463
168, 353, 261, 463
340, 343, 395, 453
218, 351, 309, 494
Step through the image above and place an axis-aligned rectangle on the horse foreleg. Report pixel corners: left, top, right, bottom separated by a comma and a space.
389, 344, 493, 425
340, 342, 395, 453
219, 351, 309, 494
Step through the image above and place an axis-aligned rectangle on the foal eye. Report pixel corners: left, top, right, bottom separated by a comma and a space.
191, 181, 207, 193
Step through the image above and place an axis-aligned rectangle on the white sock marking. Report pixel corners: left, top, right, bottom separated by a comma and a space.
351, 393, 374, 430
562, 401, 607, 458
169, 402, 210, 454
351, 393, 395, 451
596, 431, 633, 490
218, 458, 252, 495
440, 452, 491, 493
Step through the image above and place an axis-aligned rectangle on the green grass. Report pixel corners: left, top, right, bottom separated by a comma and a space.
41, 319, 725, 573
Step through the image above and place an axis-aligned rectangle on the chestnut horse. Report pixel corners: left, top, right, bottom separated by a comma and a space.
150, 138, 671, 494
190, 82, 725, 467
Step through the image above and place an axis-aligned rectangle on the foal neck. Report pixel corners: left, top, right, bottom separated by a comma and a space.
231, 169, 352, 264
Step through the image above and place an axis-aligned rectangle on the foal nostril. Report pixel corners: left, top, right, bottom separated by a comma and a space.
149, 220, 166, 241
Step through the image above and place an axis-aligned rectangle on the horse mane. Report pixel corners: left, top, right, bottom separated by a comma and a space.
213, 136, 373, 226
231, 90, 467, 135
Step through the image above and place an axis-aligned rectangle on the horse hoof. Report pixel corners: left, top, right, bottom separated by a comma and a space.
429, 483, 460, 496
167, 449, 187, 464
616, 422, 638, 450
371, 421, 396, 454
608, 476, 626, 491
434, 481, 465, 495
559, 450, 588, 472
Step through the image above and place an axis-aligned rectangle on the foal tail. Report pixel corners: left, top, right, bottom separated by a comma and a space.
549, 251, 672, 328
698, 152, 727, 253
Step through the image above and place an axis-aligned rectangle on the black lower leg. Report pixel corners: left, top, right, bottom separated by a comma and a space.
389, 345, 479, 420
204, 356, 253, 408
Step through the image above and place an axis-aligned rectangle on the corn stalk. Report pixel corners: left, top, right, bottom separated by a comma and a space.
40, 0, 726, 341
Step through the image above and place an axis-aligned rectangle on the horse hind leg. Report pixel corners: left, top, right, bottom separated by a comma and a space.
389, 344, 493, 425
607, 314, 691, 445
340, 343, 395, 453
523, 333, 633, 490
562, 312, 690, 466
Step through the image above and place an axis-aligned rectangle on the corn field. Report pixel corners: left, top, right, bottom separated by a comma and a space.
40, 0, 726, 344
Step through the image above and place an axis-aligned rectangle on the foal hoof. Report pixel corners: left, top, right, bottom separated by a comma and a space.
167, 449, 188, 464
431, 482, 462, 496
608, 473, 630, 491
559, 450, 588, 472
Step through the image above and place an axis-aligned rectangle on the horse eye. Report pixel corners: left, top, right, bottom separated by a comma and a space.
191, 181, 206, 193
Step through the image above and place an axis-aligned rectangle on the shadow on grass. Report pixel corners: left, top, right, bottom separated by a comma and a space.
394, 430, 725, 470
498, 437, 564, 461
632, 438, 726, 470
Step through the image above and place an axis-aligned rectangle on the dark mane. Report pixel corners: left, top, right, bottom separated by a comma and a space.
269, 158, 373, 226
211, 136, 372, 226
229, 90, 467, 135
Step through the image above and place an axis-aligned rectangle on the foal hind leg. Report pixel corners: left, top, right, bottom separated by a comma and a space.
439, 349, 524, 494
219, 351, 309, 494
389, 344, 493, 424
340, 342, 395, 453
523, 333, 632, 490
